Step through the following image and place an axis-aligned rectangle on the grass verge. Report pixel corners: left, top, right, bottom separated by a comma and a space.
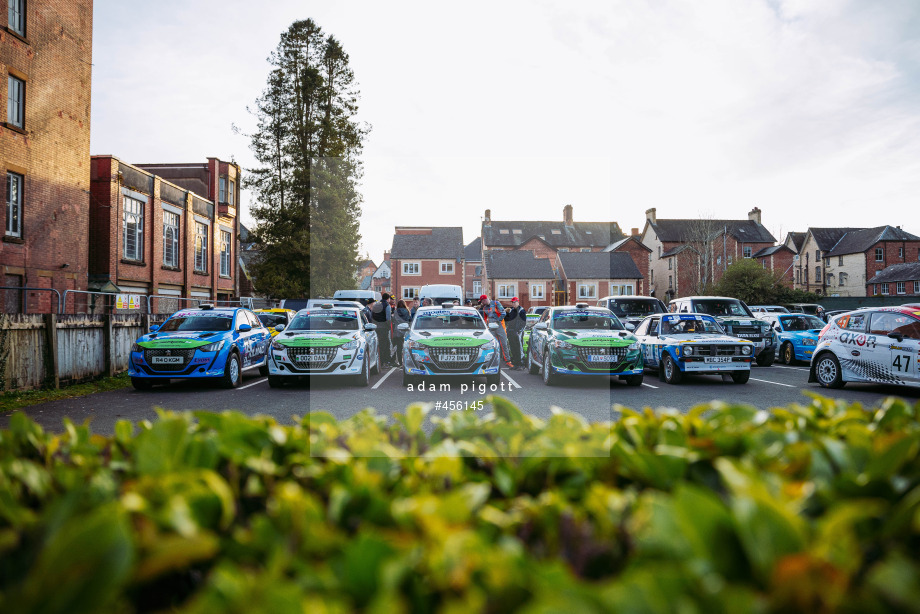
0, 372, 132, 415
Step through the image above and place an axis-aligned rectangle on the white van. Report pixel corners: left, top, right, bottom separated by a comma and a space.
332, 289, 380, 306
419, 284, 463, 305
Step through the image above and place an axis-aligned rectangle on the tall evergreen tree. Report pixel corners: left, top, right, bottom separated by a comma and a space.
245, 20, 368, 298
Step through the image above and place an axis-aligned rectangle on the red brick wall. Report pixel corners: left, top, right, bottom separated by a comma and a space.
1, 0, 93, 312
865, 241, 920, 286
464, 261, 481, 297
391, 258, 462, 300
611, 240, 650, 295
517, 238, 558, 261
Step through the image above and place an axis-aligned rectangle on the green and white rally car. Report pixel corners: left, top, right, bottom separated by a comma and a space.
266, 304, 380, 387
398, 303, 503, 387
526, 304, 644, 386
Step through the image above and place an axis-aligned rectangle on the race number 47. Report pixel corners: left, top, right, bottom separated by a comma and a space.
893, 354, 912, 372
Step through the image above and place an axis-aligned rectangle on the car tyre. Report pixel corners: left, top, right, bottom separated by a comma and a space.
662, 354, 683, 385
221, 352, 242, 389
623, 373, 644, 387
542, 351, 559, 386
267, 374, 283, 388
781, 342, 794, 365
259, 362, 269, 376
814, 352, 845, 389
731, 370, 750, 384
353, 357, 370, 387
371, 346, 380, 375
756, 350, 775, 367
528, 345, 540, 375
131, 377, 153, 391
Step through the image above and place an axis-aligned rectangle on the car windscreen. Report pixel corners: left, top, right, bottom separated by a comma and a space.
691, 300, 752, 317
257, 313, 288, 328
413, 311, 485, 330
660, 316, 724, 335
552, 311, 624, 330
159, 314, 233, 332
288, 311, 359, 331
608, 299, 665, 317
778, 315, 825, 331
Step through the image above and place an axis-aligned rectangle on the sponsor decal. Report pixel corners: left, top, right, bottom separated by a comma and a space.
420, 309, 478, 317
567, 336, 633, 348
417, 335, 489, 348
192, 357, 211, 364
172, 310, 233, 318
277, 335, 351, 348
838, 332, 878, 349
138, 338, 214, 349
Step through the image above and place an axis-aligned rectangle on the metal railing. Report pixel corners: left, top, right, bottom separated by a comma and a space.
0, 286, 62, 314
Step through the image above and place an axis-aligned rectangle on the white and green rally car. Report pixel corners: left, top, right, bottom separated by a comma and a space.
267, 305, 380, 387
398, 304, 503, 387
526, 303, 644, 386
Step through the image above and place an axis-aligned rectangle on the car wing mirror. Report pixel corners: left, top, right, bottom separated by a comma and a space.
149, 324, 160, 332
274, 324, 285, 332
365, 323, 378, 331
534, 322, 547, 330
238, 323, 252, 332
888, 332, 904, 342
396, 323, 408, 331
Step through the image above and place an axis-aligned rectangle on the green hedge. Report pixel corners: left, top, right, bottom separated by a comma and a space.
2, 395, 920, 613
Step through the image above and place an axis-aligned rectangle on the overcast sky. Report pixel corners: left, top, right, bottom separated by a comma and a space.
91, 0, 920, 263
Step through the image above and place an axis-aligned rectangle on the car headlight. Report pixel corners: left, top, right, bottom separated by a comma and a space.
132, 342, 142, 353
741, 345, 752, 355
803, 338, 817, 347
628, 341, 640, 350
554, 340, 575, 350
341, 339, 359, 350
199, 340, 225, 353
683, 345, 694, 356
271, 339, 285, 351
482, 340, 497, 350
406, 339, 421, 350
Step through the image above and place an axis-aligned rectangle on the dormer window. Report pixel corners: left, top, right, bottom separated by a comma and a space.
551, 229, 561, 235
512, 229, 522, 234
499, 229, 509, 235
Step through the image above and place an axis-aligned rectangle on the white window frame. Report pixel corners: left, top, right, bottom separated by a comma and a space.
530, 283, 545, 299
497, 283, 516, 300
220, 230, 232, 276
576, 283, 596, 300
401, 286, 419, 300
873, 285, 878, 296
743, 246, 752, 258
219, 176, 227, 203
228, 179, 235, 206
6, 171, 22, 238
876, 247, 884, 262
839, 272, 847, 287
402, 261, 420, 276
882, 283, 889, 295
473, 280, 482, 295
897, 281, 906, 294
194, 222, 208, 273
899, 247, 904, 259
123, 195, 144, 261
620, 284, 634, 295
9, 0, 25, 36
439, 260, 454, 275
162, 210, 180, 267
580, 248, 591, 252
914, 281, 919, 294
7, 75, 24, 129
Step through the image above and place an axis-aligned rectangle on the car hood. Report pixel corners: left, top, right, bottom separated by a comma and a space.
409, 329, 494, 347
659, 333, 754, 345
273, 331, 360, 347
554, 329, 637, 347
137, 331, 226, 349
713, 317, 768, 329
781, 329, 822, 340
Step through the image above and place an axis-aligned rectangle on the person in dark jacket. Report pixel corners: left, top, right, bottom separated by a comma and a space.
393, 299, 412, 367
370, 293, 393, 367
504, 297, 527, 369
480, 294, 513, 369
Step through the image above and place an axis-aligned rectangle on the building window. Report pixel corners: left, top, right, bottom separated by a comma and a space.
577, 283, 596, 299
498, 284, 515, 299
876, 247, 884, 262
472, 280, 482, 296
882, 283, 889, 295
815, 249, 820, 261
123, 196, 144, 261
580, 248, 591, 252
401, 287, 419, 300
163, 211, 179, 267
219, 176, 227, 203
531, 283, 544, 299
816, 266, 821, 281
873, 285, 878, 296
668, 258, 672, 270
838, 256, 843, 266
512, 229, 522, 235
897, 281, 906, 294
499, 229, 509, 235
558, 248, 569, 252
194, 222, 208, 273
717, 255, 722, 266
8, 0, 25, 36
839, 272, 847, 287
899, 246, 904, 259
402, 262, 420, 275
727, 255, 733, 265
668, 275, 673, 289
612, 284, 634, 296
220, 230, 231, 276
914, 281, 919, 294
6, 172, 22, 238
826, 273, 834, 286
440, 261, 454, 274
743, 246, 752, 258
7, 75, 25, 129
228, 179, 235, 206
762, 260, 767, 269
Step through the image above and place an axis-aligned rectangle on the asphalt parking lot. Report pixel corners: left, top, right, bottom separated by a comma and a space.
3, 361, 919, 434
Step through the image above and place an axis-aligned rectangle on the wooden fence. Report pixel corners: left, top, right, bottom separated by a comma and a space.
0, 314, 168, 392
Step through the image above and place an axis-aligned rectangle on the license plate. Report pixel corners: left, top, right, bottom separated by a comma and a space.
151, 356, 183, 364
439, 355, 466, 362
736, 334, 759, 338
588, 355, 611, 362
705, 356, 731, 363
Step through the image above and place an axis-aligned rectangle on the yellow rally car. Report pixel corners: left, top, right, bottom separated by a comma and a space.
254, 309, 297, 337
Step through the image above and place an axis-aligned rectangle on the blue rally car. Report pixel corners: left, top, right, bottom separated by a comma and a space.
129, 305, 270, 390
759, 313, 826, 365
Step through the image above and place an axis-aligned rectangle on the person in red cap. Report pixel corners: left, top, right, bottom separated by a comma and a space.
479, 294, 513, 369
504, 297, 527, 369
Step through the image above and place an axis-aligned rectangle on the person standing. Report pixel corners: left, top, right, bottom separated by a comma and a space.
479, 294, 514, 369
393, 299, 412, 367
410, 298, 420, 320
504, 297, 527, 369
370, 293, 393, 367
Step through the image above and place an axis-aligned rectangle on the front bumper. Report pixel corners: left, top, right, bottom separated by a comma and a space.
549, 347, 643, 375
129, 348, 225, 378
403, 345, 500, 376
269, 345, 365, 377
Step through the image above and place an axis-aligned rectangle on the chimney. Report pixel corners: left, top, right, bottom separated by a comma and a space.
383, 250, 390, 262
563, 204, 573, 227
748, 207, 762, 225
484, 209, 491, 226
645, 208, 657, 224
631, 228, 639, 236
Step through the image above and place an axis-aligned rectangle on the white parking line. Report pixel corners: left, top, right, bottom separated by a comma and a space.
237, 378, 267, 390
371, 367, 397, 389
501, 370, 522, 388
641, 382, 659, 389
771, 365, 809, 371
749, 377, 796, 388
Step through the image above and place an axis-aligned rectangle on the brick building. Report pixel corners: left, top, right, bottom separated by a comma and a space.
867, 263, 920, 298
89, 157, 239, 309
390, 227, 463, 301
752, 244, 795, 287
556, 252, 643, 304
603, 235, 651, 295
793, 228, 861, 294
371, 252, 391, 295
824, 226, 920, 297
1, 0, 93, 312
482, 250, 555, 309
463, 238, 483, 299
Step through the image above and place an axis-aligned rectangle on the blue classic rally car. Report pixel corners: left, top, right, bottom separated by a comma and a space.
633, 313, 754, 384
760, 313, 826, 364
399, 304, 502, 387
526, 304, 644, 386
129, 305, 270, 390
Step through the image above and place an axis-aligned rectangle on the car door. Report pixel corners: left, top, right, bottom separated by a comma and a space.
869, 311, 920, 385
532, 310, 550, 358
639, 317, 663, 368
361, 312, 378, 363
244, 310, 267, 366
